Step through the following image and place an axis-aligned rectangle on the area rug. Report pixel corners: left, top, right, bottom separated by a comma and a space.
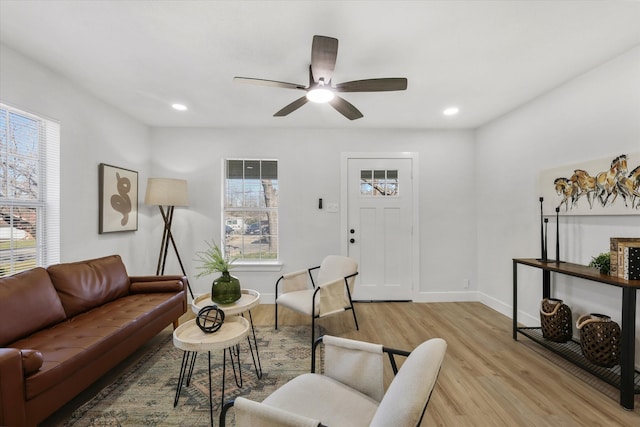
62, 325, 321, 427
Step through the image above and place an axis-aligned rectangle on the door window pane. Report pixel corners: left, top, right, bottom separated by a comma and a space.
360, 169, 399, 197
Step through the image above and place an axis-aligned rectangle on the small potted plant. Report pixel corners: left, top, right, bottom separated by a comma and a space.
194, 239, 241, 304
588, 252, 611, 275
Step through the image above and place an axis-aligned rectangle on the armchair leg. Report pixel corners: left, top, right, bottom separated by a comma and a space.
275, 303, 279, 330
311, 316, 316, 348
351, 305, 359, 331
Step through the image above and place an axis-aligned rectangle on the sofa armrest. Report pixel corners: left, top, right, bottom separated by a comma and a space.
20, 349, 44, 376
129, 275, 187, 294
0, 348, 28, 426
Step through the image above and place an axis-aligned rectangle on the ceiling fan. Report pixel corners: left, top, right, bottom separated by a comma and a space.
234, 35, 408, 120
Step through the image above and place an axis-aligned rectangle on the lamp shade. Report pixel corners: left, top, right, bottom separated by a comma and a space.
144, 178, 189, 207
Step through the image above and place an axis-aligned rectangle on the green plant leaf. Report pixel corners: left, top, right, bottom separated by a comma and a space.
193, 239, 237, 279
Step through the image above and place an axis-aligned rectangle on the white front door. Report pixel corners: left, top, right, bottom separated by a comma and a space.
346, 157, 414, 301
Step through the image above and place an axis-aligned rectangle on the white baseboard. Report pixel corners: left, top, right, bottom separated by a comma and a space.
477, 292, 538, 326
411, 290, 539, 326
261, 293, 276, 304
412, 290, 479, 303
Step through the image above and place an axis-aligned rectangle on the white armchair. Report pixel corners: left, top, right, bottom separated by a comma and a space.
275, 255, 359, 345
220, 335, 448, 427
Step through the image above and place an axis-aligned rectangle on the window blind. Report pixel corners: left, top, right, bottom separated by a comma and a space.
0, 103, 60, 277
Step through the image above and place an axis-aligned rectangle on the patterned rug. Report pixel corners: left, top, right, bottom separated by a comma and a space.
62, 325, 320, 427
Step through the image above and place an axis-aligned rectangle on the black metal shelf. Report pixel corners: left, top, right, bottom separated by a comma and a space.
517, 327, 640, 393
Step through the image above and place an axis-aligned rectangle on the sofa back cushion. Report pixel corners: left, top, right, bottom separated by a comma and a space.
47, 255, 130, 318
0, 267, 67, 346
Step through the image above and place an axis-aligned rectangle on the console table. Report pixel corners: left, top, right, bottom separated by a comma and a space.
512, 258, 640, 410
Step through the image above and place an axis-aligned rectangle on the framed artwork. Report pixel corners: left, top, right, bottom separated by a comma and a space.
538, 152, 639, 216
99, 163, 138, 233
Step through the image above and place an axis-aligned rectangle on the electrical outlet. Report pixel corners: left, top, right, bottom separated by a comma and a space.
463, 279, 470, 289
326, 203, 339, 213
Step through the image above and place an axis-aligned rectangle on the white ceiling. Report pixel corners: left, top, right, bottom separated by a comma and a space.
1, 1, 639, 129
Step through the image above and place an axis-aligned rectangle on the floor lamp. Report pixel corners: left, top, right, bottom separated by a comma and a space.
144, 178, 194, 298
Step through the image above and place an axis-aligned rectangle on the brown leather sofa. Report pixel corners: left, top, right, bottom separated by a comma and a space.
0, 255, 188, 427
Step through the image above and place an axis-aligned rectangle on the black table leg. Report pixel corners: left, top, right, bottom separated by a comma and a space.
208, 351, 213, 427
246, 310, 263, 378
229, 343, 244, 388
186, 352, 197, 387
221, 347, 228, 408
542, 269, 551, 299
620, 286, 636, 410
173, 351, 192, 407
513, 260, 518, 340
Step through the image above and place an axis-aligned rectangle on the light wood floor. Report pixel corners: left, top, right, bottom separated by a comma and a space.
44, 302, 639, 426
256, 302, 640, 426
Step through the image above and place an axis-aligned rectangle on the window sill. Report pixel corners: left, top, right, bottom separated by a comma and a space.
231, 262, 283, 273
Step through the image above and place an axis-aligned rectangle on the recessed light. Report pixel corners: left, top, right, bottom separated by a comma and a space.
443, 107, 459, 116
172, 103, 188, 111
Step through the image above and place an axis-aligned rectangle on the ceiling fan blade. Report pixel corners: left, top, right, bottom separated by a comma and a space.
234, 77, 306, 90
311, 35, 338, 85
274, 96, 309, 117
329, 95, 364, 120
335, 78, 408, 92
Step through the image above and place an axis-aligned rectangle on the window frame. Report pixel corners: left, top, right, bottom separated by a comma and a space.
0, 103, 60, 277
222, 158, 280, 270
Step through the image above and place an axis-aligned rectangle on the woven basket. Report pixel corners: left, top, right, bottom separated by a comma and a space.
539, 298, 572, 343
576, 313, 621, 368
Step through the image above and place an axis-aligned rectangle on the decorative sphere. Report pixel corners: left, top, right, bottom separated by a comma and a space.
196, 305, 225, 333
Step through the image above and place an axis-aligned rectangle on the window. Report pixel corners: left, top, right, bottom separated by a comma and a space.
360, 169, 398, 196
0, 103, 60, 277
224, 159, 278, 262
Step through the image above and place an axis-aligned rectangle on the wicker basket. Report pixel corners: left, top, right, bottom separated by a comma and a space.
539, 298, 572, 343
576, 313, 621, 368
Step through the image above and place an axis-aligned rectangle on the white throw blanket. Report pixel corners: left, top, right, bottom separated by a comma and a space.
323, 335, 384, 402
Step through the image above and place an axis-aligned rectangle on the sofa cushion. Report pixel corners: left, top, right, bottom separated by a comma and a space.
47, 255, 130, 318
0, 268, 67, 346
14, 291, 182, 400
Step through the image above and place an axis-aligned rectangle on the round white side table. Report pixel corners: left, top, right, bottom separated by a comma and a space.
173, 316, 249, 427
192, 289, 263, 378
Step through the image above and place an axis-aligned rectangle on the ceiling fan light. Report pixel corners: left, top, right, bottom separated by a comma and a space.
307, 88, 334, 103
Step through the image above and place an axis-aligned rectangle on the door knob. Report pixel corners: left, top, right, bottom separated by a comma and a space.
350, 238, 355, 244
350, 229, 355, 234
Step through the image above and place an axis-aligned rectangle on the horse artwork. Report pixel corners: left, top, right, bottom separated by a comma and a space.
539, 152, 640, 216
618, 165, 640, 209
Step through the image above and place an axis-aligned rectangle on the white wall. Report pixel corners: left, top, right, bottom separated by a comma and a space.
0, 44, 155, 273
475, 46, 640, 364
149, 127, 477, 301
4, 36, 637, 365
1, 41, 478, 297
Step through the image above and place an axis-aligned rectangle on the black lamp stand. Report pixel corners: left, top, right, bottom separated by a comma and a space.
156, 205, 194, 299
